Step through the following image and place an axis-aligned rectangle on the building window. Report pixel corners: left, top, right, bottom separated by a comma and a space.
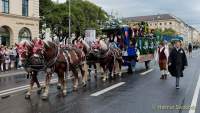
22, 0, 29, 16
0, 26, 10, 46
160, 23, 162, 25
169, 22, 172, 25
2, 0, 9, 14
18, 28, 31, 42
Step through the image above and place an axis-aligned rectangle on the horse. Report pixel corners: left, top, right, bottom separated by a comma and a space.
15, 40, 42, 99
31, 38, 62, 100
57, 44, 88, 91
74, 38, 99, 79
32, 39, 88, 99
87, 39, 123, 81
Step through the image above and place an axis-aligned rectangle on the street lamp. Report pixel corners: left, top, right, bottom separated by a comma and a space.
65, 0, 71, 44
68, 0, 71, 44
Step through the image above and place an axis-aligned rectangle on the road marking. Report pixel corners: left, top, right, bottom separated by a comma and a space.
189, 73, 200, 113
0, 79, 58, 96
90, 82, 125, 96
0, 71, 26, 78
140, 69, 154, 75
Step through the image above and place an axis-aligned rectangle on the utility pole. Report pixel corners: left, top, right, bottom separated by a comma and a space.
68, 0, 71, 44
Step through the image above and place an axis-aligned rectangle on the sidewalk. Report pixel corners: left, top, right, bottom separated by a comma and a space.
0, 69, 26, 78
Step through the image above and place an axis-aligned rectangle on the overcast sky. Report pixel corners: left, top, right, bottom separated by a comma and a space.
52, 0, 200, 30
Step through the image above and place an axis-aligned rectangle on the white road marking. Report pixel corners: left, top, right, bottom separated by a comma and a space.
140, 69, 154, 75
90, 82, 125, 96
189, 73, 200, 113
0, 71, 26, 78
0, 79, 58, 96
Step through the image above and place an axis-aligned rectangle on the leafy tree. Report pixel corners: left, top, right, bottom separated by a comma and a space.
154, 28, 176, 36
162, 28, 176, 36
39, 0, 108, 42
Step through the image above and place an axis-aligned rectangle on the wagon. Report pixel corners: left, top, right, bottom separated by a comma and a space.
102, 22, 159, 72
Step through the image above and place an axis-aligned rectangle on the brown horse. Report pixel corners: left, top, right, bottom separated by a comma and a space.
74, 38, 98, 79
56, 44, 88, 91
83, 39, 123, 81
31, 39, 61, 100
15, 40, 42, 99
32, 39, 88, 99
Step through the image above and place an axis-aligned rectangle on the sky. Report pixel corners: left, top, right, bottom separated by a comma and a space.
52, 0, 200, 30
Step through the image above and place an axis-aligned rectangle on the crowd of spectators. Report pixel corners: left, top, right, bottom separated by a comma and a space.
0, 45, 22, 72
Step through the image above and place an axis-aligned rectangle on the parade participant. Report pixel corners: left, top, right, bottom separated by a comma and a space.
127, 40, 137, 73
188, 43, 192, 58
168, 40, 188, 89
155, 41, 169, 80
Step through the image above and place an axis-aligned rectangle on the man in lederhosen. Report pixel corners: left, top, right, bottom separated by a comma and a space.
156, 41, 169, 80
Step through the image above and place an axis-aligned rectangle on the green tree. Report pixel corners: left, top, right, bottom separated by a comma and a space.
154, 28, 176, 36
39, 0, 108, 42
162, 28, 176, 36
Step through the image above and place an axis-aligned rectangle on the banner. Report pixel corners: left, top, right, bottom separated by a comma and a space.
85, 30, 96, 44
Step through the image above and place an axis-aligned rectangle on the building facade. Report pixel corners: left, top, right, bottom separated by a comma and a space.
0, 0, 39, 46
124, 14, 200, 43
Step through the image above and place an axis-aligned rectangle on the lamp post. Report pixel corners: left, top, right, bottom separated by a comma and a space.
66, 0, 71, 44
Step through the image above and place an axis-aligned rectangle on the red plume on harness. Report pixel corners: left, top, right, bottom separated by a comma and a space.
32, 39, 44, 53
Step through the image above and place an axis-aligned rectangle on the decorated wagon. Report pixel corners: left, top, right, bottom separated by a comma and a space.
102, 22, 159, 72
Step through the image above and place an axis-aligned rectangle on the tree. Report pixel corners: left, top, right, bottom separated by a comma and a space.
154, 28, 176, 36
162, 28, 176, 36
39, 0, 108, 42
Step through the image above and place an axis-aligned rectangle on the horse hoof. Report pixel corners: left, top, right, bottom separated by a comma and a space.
82, 83, 87, 88
25, 94, 30, 99
37, 89, 42, 95
73, 87, 78, 92
57, 85, 61, 90
42, 95, 48, 100
102, 78, 107, 82
62, 91, 67, 97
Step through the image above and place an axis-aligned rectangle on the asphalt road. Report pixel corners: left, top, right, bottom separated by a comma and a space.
0, 50, 200, 113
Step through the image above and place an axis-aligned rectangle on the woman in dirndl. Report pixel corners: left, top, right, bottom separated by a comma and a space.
156, 41, 169, 80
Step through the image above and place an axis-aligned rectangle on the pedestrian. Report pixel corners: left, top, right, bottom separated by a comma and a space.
188, 43, 192, 58
4, 47, 11, 71
168, 40, 188, 89
0, 45, 5, 72
155, 41, 169, 79
10, 47, 17, 69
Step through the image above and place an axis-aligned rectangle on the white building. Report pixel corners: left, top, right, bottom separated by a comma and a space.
0, 0, 39, 46
124, 14, 200, 43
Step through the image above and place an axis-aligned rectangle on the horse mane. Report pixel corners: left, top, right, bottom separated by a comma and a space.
20, 40, 33, 47
99, 40, 108, 50
81, 40, 90, 50
43, 39, 50, 47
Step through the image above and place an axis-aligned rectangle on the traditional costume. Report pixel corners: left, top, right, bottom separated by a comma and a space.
156, 43, 169, 79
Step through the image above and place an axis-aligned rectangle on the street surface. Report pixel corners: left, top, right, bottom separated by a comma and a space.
0, 50, 200, 113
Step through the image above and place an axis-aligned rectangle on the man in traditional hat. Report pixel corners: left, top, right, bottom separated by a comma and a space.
168, 39, 188, 89
156, 41, 169, 79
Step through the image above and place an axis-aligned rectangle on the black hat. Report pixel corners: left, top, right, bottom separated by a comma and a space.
171, 38, 181, 42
